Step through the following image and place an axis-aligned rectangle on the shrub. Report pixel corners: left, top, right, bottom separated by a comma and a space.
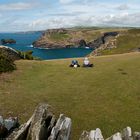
18, 50, 34, 60
0, 54, 16, 73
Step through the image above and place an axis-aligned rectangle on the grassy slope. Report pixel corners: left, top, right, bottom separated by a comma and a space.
101, 29, 140, 55
0, 52, 140, 139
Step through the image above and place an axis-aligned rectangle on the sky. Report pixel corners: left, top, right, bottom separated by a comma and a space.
0, 0, 140, 32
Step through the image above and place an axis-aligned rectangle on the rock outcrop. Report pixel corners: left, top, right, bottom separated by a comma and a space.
79, 128, 104, 140
7, 103, 71, 140
80, 126, 140, 140
0, 116, 19, 138
0, 46, 21, 61
1, 103, 140, 140
87, 32, 118, 49
1, 39, 16, 45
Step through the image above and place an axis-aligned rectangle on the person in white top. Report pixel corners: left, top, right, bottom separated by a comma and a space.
83, 57, 93, 67
84, 57, 89, 65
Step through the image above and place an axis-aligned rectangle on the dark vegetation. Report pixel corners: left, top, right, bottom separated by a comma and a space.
0, 47, 35, 73
0, 53, 16, 73
18, 50, 34, 60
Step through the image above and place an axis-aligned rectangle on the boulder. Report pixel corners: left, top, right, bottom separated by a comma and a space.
4, 117, 18, 131
26, 103, 55, 140
0, 116, 8, 138
7, 116, 33, 140
134, 132, 140, 140
106, 132, 122, 140
79, 128, 104, 140
79, 131, 90, 140
121, 127, 132, 140
0, 116, 18, 138
48, 114, 72, 140
7, 104, 72, 140
94, 128, 104, 140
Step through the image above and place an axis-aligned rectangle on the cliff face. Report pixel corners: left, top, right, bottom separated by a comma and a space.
33, 28, 119, 49
33, 28, 88, 49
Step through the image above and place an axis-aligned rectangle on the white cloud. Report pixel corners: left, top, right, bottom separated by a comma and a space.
117, 4, 129, 10
0, 2, 36, 11
28, 11, 140, 31
1, 0, 140, 31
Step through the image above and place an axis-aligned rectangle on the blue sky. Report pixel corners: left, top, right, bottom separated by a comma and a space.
0, 0, 140, 32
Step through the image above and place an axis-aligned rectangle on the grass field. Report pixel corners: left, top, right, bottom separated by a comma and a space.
0, 52, 140, 139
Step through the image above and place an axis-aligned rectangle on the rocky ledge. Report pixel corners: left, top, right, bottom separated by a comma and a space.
33, 28, 119, 50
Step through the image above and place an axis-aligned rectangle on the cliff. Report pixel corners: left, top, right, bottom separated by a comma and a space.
33, 28, 119, 49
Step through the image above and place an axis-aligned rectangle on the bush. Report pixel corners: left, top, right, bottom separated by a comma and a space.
0, 54, 16, 73
18, 50, 34, 60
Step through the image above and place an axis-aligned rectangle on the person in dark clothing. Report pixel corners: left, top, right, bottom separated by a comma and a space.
69, 60, 80, 67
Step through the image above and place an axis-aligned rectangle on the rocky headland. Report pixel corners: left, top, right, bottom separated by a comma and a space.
33, 28, 119, 50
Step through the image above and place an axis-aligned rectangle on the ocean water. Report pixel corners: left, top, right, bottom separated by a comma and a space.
0, 32, 93, 60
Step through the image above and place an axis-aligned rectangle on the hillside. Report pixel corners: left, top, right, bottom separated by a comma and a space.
97, 29, 140, 55
0, 52, 140, 140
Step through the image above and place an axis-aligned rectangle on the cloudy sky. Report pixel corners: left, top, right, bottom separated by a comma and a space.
0, 0, 140, 32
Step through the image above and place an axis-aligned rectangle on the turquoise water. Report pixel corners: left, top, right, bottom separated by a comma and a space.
0, 32, 93, 60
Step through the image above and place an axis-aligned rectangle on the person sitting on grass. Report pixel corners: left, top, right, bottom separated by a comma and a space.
69, 60, 80, 68
83, 57, 93, 67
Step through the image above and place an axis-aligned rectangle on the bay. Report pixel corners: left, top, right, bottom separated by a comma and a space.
0, 32, 93, 60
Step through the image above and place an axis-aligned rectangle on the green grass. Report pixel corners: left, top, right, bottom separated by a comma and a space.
49, 33, 69, 41
0, 53, 140, 139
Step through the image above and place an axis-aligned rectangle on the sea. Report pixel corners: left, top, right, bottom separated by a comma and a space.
0, 32, 93, 60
